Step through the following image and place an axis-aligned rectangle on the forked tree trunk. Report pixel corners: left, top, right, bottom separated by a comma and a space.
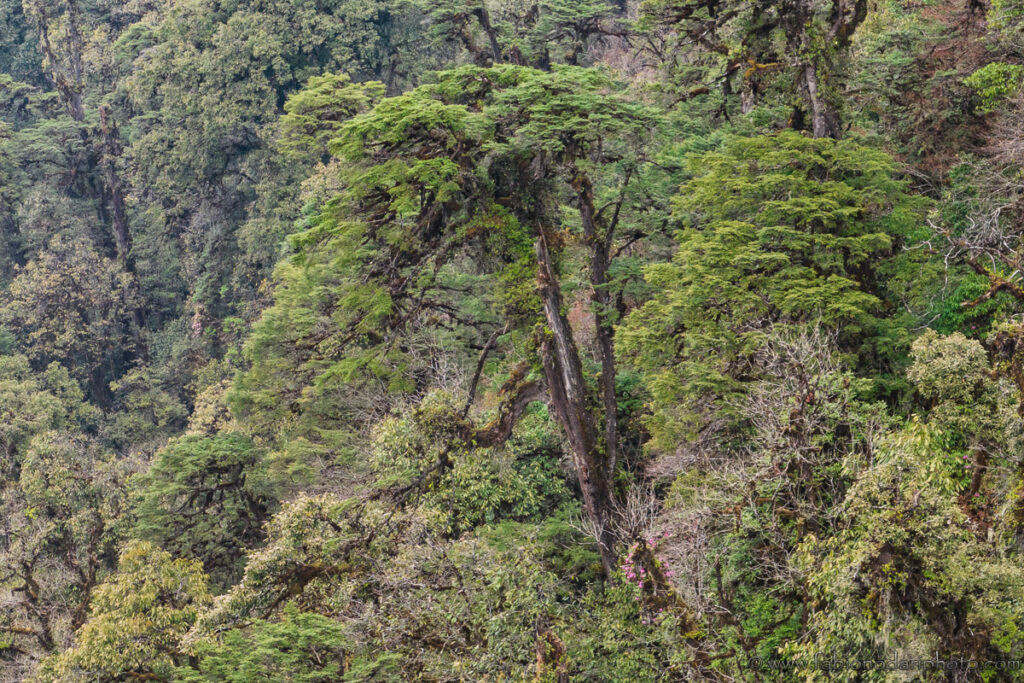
535, 226, 617, 575
571, 170, 620, 479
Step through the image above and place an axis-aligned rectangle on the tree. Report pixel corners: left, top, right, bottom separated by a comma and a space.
278, 73, 386, 163
796, 421, 1024, 679
643, 0, 870, 136
102, 366, 189, 456
0, 356, 100, 676
235, 64, 665, 572
35, 541, 212, 682
636, 327, 888, 675
0, 76, 115, 271
178, 604, 348, 683
235, 74, 385, 304
0, 430, 127, 671
419, 0, 626, 69
0, 0, 42, 84
123, 0, 436, 322
0, 354, 95, 478
205, 373, 581, 635
371, 390, 570, 537
21, 0, 140, 272
133, 434, 275, 588
619, 131, 924, 453
0, 235, 140, 402
907, 331, 1012, 500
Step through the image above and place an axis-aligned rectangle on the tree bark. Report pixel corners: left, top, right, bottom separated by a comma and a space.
99, 106, 132, 261
472, 4, 503, 65
98, 106, 148, 353
800, 62, 841, 139
535, 225, 617, 574
571, 169, 620, 481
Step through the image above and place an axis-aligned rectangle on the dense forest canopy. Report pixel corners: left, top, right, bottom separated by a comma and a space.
3, 0, 1024, 680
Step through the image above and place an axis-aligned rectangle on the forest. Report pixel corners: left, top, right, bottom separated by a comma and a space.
2, 0, 1024, 680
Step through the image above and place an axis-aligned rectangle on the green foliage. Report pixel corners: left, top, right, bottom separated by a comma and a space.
189, 494, 377, 636
988, 0, 1024, 50
1, 430, 129, 664
565, 577, 694, 680
103, 366, 189, 455
848, 1, 979, 163
346, 528, 568, 680
0, 355, 116, 664
0, 0, 40, 84
35, 541, 212, 682
6, 3, 1024, 681
965, 62, 1024, 114
418, 0, 622, 69
178, 604, 348, 683
193, 504, 692, 681
908, 331, 997, 430
0, 354, 95, 474
373, 392, 570, 536
796, 421, 1024, 678
278, 74, 385, 161
236, 73, 385, 284
234, 63, 659, 482
230, 65, 500, 462
133, 434, 274, 588
0, 236, 140, 398
642, 0, 868, 136
932, 274, 1008, 336
124, 0, 435, 318
619, 132, 922, 451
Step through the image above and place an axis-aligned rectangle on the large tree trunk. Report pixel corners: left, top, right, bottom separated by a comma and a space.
30, 0, 85, 122
790, 0, 867, 140
535, 226, 617, 575
98, 106, 148, 355
99, 106, 132, 261
472, 4, 503, 64
800, 62, 842, 139
571, 170, 619, 479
